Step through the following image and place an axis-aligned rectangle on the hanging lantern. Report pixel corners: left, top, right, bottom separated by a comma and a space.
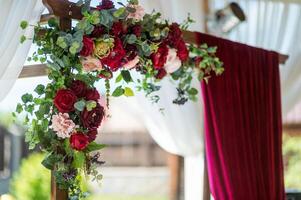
208, 2, 246, 35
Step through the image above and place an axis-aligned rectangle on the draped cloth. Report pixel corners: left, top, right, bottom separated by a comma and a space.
199, 33, 285, 200
0, 0, 44, 101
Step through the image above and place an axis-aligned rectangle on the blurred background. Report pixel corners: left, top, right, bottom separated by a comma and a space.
1, 0, 301, 200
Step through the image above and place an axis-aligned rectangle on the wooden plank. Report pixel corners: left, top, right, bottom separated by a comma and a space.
39, 0, 288, 64
18, 64, 47, 78
167, 153, 183, 200
51, 171, 68, 200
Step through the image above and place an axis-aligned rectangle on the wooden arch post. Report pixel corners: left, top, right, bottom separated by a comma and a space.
38, 1, 289, 200
42, 2, 72, 200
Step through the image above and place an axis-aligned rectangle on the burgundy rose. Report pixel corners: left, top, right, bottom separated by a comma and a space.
101, 38, 126, 71
81, 104, 105, 129
125, 44, 137, 60
131, 25, 142, 37
80, 36, 94, 57
151, 43, 169, 70
91, 26, 104, 38
85, 88, 100, 101
155, 68, 167, 79
97, 0, 114, 10
70, 80, 87, 97
167, 23, 182, 47
54, 89, 77, 113
87, 129, 98, 142
111, 21, 126, 36
70, 133, 90, 151
176, 40, 189, 62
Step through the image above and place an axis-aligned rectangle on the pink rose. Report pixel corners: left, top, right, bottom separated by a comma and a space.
123, 56, 140, 69
127, 4, 145, 21
81, 56, 103, 72
164, 48, 182, 73
50, 113, 76, 139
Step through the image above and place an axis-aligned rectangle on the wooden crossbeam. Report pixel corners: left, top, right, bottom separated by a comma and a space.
39, 0, 288, 64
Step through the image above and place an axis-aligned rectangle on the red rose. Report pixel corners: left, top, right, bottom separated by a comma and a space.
97, 0, 114, 10
70, 80, 87, 97
151, 43, 169, 70
87, 129, 98, 142
111, 21, 126, 36
70, 133, 90, 151
91, 26, 104, 38
176, 40, 189, 62
124, 44, 138, 62
54, 89, 77, 113
85, 88, 100, 101
167, 23, 182, 47
155, 68, 167, 79
81, 104, 105, 129
131, 25, 142, 37
101, 38, 126, 71
80, 36, 94, 57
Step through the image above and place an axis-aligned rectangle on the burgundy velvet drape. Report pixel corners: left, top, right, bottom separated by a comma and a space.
198, 33, 285, 200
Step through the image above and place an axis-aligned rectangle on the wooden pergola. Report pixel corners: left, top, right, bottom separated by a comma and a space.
19, 1, 289, 200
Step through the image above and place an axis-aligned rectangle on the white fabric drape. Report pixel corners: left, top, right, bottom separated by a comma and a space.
210, 0, 301, 116
0, 0, 45, 101
137, 1, 206, 199
133, 77, 204, 200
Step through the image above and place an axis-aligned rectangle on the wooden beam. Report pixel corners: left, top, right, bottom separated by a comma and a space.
39, 0, 288, 64
51, 171, 68, 200
19, 64, 47, 78
167, 153, 183, 200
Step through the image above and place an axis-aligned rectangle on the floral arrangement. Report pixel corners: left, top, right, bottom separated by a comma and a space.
15, 0, 223, 198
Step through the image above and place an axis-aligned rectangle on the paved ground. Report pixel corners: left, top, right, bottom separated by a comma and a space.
89, 167, 169, 197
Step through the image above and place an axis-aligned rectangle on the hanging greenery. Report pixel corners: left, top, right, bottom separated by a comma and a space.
15, 0, 223, 198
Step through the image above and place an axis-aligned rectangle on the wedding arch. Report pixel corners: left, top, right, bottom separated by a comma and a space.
14, 0, 289, 200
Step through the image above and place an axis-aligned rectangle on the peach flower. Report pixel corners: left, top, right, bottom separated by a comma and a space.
123, 56, 140, 69
127, 4, 145, 21
164, 48, 182, 73
50, 113, 76, 138
81, 56, 103, 72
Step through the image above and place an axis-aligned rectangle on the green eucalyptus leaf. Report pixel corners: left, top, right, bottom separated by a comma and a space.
113, 7, 126, 18
74, 100, 86, 111
86, 100, 97, 111
112, 86, 124, 97
127, 34, 137, 44
115, 73, 123, 83
85, 142, 106, 152
121, 70, 133, 83
124, 87, 134, 97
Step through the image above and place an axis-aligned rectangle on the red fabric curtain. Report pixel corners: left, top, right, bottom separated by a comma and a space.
197, 33, 285, 200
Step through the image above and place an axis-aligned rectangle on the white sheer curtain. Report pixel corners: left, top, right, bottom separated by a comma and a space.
131, 77, 205, 200
0, 0, 45, 101
210, 0, 301, 116
137, 1, 206, 199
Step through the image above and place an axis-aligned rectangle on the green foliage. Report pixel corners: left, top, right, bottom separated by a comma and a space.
85, 142, 106, 152
20, 21, 28, 30
283, 134, 301, 189
10, 153, 51, 200
16, 1, 224, 199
